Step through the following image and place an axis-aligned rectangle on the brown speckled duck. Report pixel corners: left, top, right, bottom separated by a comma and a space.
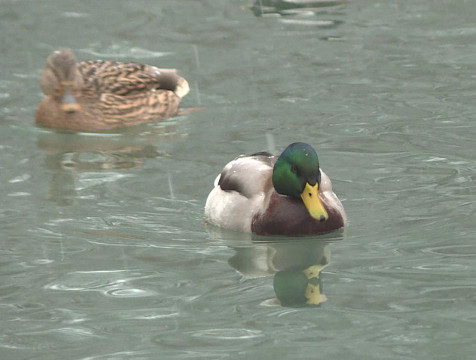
205, 142, 347, 236
35, 49, 190, 131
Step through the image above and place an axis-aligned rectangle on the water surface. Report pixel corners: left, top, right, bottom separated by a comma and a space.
1, 0, 476, 359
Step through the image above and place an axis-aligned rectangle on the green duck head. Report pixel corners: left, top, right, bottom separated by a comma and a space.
272, 142, 328, 221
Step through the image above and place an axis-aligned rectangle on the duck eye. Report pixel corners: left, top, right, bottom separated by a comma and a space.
291, 165, 302, 177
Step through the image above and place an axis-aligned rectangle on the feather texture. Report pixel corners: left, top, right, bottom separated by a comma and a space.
36, 50, 190, 131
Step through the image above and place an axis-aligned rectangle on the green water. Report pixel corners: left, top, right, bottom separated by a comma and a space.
1, 0, 476, 359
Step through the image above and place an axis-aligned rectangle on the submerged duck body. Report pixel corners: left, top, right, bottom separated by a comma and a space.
205, 143, 347, 236
35, 49, 190, 131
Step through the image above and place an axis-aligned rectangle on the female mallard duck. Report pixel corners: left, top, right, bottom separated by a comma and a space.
205, 142, 346, 236
35, 49, 190, 131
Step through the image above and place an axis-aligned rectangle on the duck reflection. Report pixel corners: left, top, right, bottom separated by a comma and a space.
231, 239, 332, 306
37, 127, 179, 205
208, 226, 342, 307
250, 0, 347, 27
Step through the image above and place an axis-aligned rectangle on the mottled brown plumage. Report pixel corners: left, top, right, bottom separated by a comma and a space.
35, 49, 190, 131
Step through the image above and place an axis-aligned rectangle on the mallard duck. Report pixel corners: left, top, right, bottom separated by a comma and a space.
35, 49, 190, 131
205, 142, 347, 236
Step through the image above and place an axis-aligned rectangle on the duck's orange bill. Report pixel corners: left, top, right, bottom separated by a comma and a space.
60, 83, 80, 113
300, 182, 328, 222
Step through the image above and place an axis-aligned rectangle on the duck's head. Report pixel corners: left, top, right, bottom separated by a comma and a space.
272, 142, 328, 222
40, 49, 82, 113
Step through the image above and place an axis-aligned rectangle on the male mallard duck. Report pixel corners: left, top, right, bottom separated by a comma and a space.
35, 49, 190, 131
205, 142, 346, 235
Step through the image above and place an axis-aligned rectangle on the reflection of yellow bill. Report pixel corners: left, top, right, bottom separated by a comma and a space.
305, 283, 323, 305
300, 182, 328, 221
304, 265, 325, 305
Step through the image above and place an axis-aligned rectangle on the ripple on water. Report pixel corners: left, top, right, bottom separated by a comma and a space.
189, 328, 264, 340
8, 174, 31, 183
419, 285, 476, 301
423, 244, 476, 257
0, 326, 101, 351
75, 172, 134, 191
152, 327, 267, 353
82, 351, 152, 360
104, 288, 155, 298
118, 309, 180, 320
7, 192, 31, 197
79, 44, 171, 59
61, 11, 89, 18
44, 270, 158, 298
32, 259, 54, 265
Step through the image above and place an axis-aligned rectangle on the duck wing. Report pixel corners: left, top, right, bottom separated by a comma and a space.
218, 153, 276, 199
78, 60, 189, 97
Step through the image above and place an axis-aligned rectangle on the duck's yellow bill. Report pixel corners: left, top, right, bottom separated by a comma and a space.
300, 182, 328, 222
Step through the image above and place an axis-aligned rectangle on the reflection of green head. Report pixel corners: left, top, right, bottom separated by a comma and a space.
272, 142, 320, 198
273, 265, 325, 307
